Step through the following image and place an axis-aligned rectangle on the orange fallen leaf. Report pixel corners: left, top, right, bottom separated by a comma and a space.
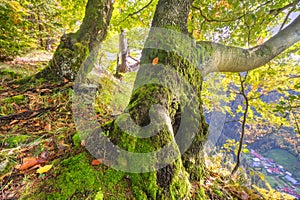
152, 57, 159, 65
33, 122, 41, 127
91, 159, 102, 166
20, 157, 37, 170
64, 77, 69, 83
19, 157, 47, 171
45, 123, 51, 131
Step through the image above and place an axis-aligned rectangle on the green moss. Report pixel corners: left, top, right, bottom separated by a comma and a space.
73, 42, 90, 73
3, 135, 31, 148
0, 159, 15, 177
94, 190, 104, 200
35, 78, 46, 84
2, 95, 26, 104
25, 152, 133, 200
130, 172, 159, 199
195, 186, 207, 200
114, 118, 137, 152
102, 168, 124, 190
165, 159, 191, 200
160, 24, 182, 33
213, 189, 223, 197
72, 133, 81, 147
31, 153, 102, 200
0, 69, 21, 80
131, 186, 147, 200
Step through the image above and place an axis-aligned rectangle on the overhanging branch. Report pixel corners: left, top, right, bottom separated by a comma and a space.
198, 14, 300, 75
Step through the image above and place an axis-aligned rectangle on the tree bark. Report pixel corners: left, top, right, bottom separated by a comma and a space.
101, 0, 209, 198
148, 0, 209, 181
38, 0, 113, 81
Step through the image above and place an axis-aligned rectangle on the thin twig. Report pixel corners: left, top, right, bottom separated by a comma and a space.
116, 0, 154, 26
270, 0, 300, 15
192, 5, 245, 23
279, 7, 295, 31
231, 73, 249, 176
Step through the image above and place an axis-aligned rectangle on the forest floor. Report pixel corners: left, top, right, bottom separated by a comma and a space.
0, 51, 289, 199
0, 51, 135, 199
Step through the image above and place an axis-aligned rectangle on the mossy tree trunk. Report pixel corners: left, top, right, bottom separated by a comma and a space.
39, 0, 113, 81
100, 0, 209, 199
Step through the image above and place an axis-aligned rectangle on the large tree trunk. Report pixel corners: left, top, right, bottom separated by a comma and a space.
86, 0, 209, 199
140, 0, 209, 182
129, 0, 209, 197
38, 0, 113, 81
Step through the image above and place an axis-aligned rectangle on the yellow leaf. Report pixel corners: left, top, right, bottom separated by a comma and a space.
257, 172, 265, 181
37, 165, 53, 174
9, 1, 24, 12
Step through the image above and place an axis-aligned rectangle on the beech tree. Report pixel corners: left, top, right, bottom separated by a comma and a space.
45, 0, 300, 199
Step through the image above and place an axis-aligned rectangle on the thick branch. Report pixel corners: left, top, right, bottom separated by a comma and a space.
199, 14, 300, 74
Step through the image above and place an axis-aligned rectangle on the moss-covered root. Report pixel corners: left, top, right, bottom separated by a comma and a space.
129, 159, 191, 200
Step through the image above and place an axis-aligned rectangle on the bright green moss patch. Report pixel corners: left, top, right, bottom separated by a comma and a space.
27, 152, 133, 200
169, 167, 191, 199
72, 133, 81, 147
94, 190, 104, 200
2, 135, 31, 148
36, 153, 102, 200
130, 172, 159, 200
2, 95, 26, 104
1, 95, 28, 115
102, 168, 124, 190
0, 69, 22, 80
